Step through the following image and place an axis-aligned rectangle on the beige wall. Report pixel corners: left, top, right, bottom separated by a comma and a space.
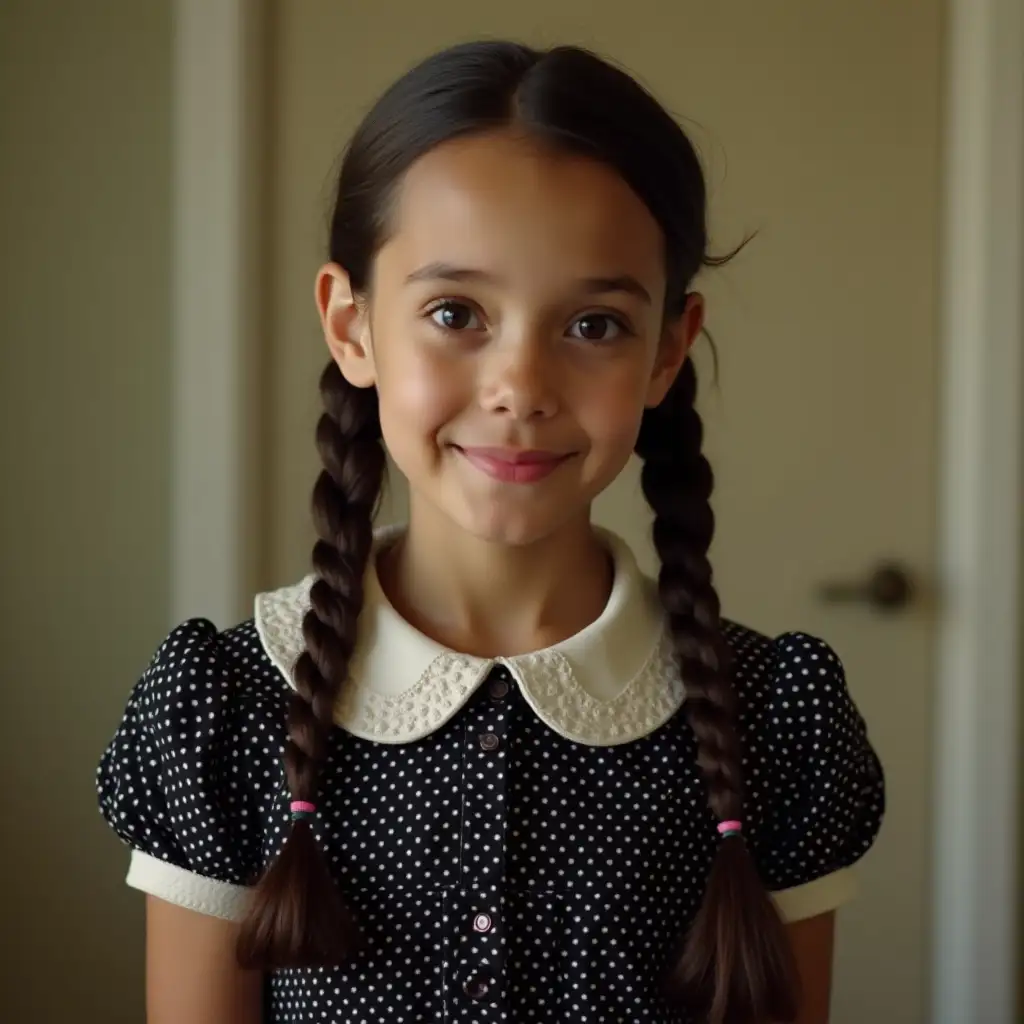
0, 2, 172, 1019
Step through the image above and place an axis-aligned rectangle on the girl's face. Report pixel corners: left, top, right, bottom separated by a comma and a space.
319, 130, 703, 547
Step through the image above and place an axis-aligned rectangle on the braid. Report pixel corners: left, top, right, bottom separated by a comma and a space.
637, 360, 799, 1024
237, 361, 385, 969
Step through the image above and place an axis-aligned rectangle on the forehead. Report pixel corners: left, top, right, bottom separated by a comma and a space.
376, 130, 666, 292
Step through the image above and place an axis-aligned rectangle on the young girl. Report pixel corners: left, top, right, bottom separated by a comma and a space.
98, 41, 883, 1024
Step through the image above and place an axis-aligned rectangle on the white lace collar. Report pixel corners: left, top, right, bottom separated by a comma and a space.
254, 527, 683, 747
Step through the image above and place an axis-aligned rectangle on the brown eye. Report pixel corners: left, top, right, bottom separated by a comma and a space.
429, 301, 480, 331
569, 314, 624, 342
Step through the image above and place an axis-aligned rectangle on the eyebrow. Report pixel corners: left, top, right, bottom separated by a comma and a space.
404, 262, 652, 304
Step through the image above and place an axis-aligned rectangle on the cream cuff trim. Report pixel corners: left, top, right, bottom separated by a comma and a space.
771, 867, 858, 923
126, 850, 251, 922
125, 849, 854, 926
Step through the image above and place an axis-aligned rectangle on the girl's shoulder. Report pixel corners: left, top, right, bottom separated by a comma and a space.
127, 615, 287, 720
110, 614, 290, 789
724, 619, 848, 703
721, 619, 869, 756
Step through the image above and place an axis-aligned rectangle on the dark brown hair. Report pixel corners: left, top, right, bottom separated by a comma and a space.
237, 40, 798, 1023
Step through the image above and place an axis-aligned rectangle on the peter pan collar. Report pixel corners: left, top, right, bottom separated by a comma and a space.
254, 527, 684, 747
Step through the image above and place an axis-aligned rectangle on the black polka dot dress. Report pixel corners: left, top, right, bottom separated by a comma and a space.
97, 528, 884, 1022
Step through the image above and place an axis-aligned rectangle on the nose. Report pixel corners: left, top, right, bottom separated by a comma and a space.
479, 334, 559, 421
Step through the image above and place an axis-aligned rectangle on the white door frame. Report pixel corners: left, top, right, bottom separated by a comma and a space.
931, 1, 1023, 1021
170, 0, 266, 626
171, 1, 1023, 1020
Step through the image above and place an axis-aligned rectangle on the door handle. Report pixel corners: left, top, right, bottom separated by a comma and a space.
817, 561, 915, 612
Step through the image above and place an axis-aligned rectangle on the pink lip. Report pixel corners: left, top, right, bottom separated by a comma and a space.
456, 446, 571, 484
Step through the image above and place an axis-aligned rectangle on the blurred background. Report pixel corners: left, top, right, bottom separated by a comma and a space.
1, 1, 1020, 1022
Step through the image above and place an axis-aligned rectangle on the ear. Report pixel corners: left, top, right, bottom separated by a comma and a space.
315, 262, 376, 388
645, 292, 705, 407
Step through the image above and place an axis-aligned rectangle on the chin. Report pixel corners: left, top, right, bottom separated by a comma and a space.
468, 491, 602, 548
451, 501, 579, 549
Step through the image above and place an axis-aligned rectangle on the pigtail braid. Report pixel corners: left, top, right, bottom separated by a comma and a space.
237, 361, 385, 968
636, 359, 799, 1024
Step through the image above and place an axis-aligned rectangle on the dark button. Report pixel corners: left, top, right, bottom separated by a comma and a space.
488, 677, 510, 700
473, 912, 493, 933
463, 976, 490, 1001
479, 732, 500, 752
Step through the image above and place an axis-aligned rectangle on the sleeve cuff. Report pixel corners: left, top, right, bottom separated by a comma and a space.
126, 850, 251, 922
126, 848, 854, 926
771, 867, 858, 923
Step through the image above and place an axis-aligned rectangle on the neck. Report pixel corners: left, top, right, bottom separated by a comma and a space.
377, 503, 613, 658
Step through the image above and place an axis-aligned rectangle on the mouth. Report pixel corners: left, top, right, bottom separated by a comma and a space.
453, 446, 573, 484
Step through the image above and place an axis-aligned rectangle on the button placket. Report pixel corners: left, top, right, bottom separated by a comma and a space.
488, 676, 511, 701
451, 664, 514, 1019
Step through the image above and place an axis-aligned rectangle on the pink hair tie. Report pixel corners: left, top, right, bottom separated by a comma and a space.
717, 819, 743, 839
290, 800, 317, 821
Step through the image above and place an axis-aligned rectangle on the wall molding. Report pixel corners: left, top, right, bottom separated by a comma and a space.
170, 0, 266, 626
932, 0, 1023, 1020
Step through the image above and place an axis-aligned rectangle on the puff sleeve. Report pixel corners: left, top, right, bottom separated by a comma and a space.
747, 632, 885, 923
97, 620, 262, 921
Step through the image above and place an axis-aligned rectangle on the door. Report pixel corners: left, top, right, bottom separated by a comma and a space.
264, 4, 941, 1021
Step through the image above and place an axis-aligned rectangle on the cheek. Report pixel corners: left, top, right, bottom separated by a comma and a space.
375, 344, 466, 455
576, 360, 652, 455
